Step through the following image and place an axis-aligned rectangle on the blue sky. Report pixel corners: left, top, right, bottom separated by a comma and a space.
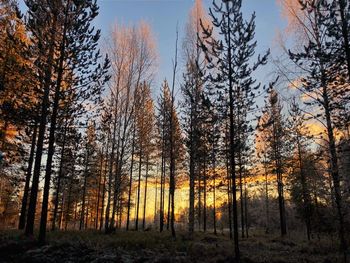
19, 0, 287, 101
95, 0, 286, 97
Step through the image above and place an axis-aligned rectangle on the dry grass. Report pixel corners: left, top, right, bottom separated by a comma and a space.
0, 229, 346, 262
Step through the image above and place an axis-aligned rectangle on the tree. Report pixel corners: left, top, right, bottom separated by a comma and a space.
22, 0, 109, 242
258, 89, 288, 237
288, 0, 348, 257
38, 0, 109, 243
199, 0, 268, 259
156, 80, 171, 232
134, 82, 155, 230
0, 0, 35, 143
24, 0, 59, 237
168, 28, 180, 238
156, 77, 184, 236
202, 96, 220, 235
103, 22, 157, 232
287, 99, 314, 240
181, 63, 206, 234
181, 0, 210, 236
79, 122, 99, 230
0, 0, 38, 231
329, 0, 350, 81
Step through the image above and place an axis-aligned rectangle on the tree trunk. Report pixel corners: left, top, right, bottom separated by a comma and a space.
272, 119, 287, 237
25, 14, 57, 237
167, 176, 170, 230
73, 200, 78, 229
225, 128, 233, 239
142, 157, 149, 230
105, 73, 121, 233
213, 170, 216, 235
19, 121, 38, 230
65, 176, 73, 230
264, 157, 269, 234
39, 10, 69, 243
212, 136, 217, 235
238, 152, 245, 238
227, 10, 240, 260
79, 145, 89, 231
244, 171, 249, 238
105, 113, 118, 233
159, 97, 166, 232
296, 137, 311, 240
198, 170, 201, 231
58, 189, 65, 230
100, 138, 109, 231
85, 197, 89, 229
126, 126, 135, 230
135, 147, 142, 230
323, 80, 348, 259
52, 118, 68, 231
94, 148, 104, 229
65, 148, 77, 230
154, 170, 158, 225
159, 139, 165, 232
110, 114, 123, 231
100, 162, 107, 230
170, 165, 176, 238
168, 28, 178, 239
189, 137, 195, 234
203, 158, 207, 232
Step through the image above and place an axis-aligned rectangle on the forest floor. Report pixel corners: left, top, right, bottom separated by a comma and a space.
0, 229, 346, 263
